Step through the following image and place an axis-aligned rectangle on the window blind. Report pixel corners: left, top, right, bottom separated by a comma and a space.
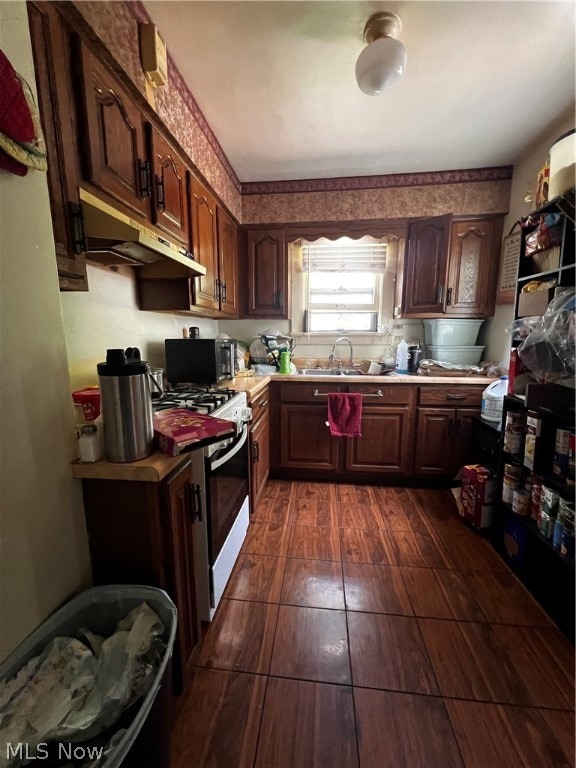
301, 238, 387, 273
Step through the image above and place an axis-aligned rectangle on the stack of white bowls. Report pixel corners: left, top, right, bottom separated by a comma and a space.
424, 320, 485, 365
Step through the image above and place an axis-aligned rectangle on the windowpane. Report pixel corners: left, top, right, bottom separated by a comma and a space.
297, 236, 390, 334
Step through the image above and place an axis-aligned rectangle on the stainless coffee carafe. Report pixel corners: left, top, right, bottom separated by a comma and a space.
97, 348, 154, 462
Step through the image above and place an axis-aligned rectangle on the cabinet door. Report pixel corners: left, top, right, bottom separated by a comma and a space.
250, 407, 270, 509
164, 461, 201, 693
28, 2, 87, 290
148, 127, 189, 245
246, 229, 288, 317
446, 218, 502, 316
77, 42, 150, 220
345, 407, 413, 474
280, 405, 339, 471
414, 407, 456, 475
452, 407, 481, 472
217, 207, 239, 316
190, 176, 219, 311
402, 215, 452, 315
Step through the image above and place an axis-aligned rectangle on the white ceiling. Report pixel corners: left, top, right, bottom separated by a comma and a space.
143, 1, 575, 183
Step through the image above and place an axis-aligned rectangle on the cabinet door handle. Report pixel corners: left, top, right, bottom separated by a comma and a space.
187, 482, 202, 522
259, 400, 269, 409
252, 441, 260, 461
454, 416, 462, 434
277, 290, 284, 308
155, 175, 165, 211
446, 393, 468, 400
446, 287, 452, 306
70, 202, 87, 254
448, 416, 455, 435
139, 159, 151, 198
221, 281, 227, 303
215, 278, 221, 302
437, 285, 444, 305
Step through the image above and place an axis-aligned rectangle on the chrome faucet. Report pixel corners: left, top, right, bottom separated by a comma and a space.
328, 337, 354, 368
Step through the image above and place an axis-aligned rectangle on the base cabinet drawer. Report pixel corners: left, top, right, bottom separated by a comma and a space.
419, 386, 483, 406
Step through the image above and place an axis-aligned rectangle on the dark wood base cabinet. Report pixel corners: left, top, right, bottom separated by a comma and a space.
81, 458, 201, 694
249, 386, 271, 512
272, 383, 416, 482
270, 381, 484, 483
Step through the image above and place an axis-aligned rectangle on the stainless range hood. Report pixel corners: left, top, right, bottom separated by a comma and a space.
79, 187, 206, 277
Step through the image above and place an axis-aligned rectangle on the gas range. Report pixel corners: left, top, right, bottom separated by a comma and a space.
152, 385, 241, 417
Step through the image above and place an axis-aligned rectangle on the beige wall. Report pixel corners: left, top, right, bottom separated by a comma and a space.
61, 265, 219, 390
0, 2, 91, 660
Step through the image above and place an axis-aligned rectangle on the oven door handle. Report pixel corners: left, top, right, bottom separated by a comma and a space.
209, 423, 248, 472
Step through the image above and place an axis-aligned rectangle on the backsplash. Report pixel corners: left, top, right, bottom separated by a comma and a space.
60, 265, 218, 390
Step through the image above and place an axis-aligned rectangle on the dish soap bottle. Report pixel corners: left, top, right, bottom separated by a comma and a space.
395, 339, 408, 374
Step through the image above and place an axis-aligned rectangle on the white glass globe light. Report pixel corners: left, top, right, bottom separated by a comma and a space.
355, 37, 407, 95
355, 12, 407, 96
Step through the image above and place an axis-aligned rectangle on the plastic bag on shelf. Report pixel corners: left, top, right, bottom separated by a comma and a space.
505, 315, 541, 341
517, 288, 575, 382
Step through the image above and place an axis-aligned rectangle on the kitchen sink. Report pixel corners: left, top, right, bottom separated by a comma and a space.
298, 368, 360, 376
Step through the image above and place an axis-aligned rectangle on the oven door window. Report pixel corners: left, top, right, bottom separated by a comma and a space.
206, 428, 249, 564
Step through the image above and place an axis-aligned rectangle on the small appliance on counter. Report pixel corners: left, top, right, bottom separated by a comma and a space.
407, 343, 423, 374
165, 338, 237, 385
97, 347, 154, 462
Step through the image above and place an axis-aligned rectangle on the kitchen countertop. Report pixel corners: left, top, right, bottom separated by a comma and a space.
227, 372, 494, 396
71, 373, 494, 482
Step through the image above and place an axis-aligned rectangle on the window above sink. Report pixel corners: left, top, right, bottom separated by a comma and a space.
291, 236, 399, 336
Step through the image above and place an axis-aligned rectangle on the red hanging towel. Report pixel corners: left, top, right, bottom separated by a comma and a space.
327, 392, 362, 438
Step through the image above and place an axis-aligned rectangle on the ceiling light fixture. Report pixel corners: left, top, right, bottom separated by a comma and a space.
355, 12, 407, 96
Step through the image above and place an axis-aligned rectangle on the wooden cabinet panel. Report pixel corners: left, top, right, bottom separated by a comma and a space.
348, 384, 414, 406
190, 175, 219, 311
401, 215, 503, 318
148, 127, 189, 245
452, 408, 478, 467
402, 215, 452, 315
28, 2, 87, 290
346, 407, 413, 474
414, 408, 455, 475
77, 42, 150, 220
217, 206, 239, 316
164, 461, 201, 690
446, 218, 502, 316
250, 406, 270, 511
279, 383, 343, 402
414, 406, 480, 475
80, 461, 201, 694
419, 386, 483, 407
280, 405, 340, 471
246, 229, 288, 317
249, 387, 271, 511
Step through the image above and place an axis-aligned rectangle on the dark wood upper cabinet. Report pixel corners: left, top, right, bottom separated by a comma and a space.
190, 175, 219, 311
445, 218, 503, 316
148, 126, 189, 246
27, 2, 87, 290
245, 228, 288, 317
76, 41, 150, 220
402, 214, 452, 315
401, 214, 503, 318
217, 206, 239, 317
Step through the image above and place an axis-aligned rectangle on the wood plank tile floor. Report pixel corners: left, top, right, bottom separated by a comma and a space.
171, 481, 575, 768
